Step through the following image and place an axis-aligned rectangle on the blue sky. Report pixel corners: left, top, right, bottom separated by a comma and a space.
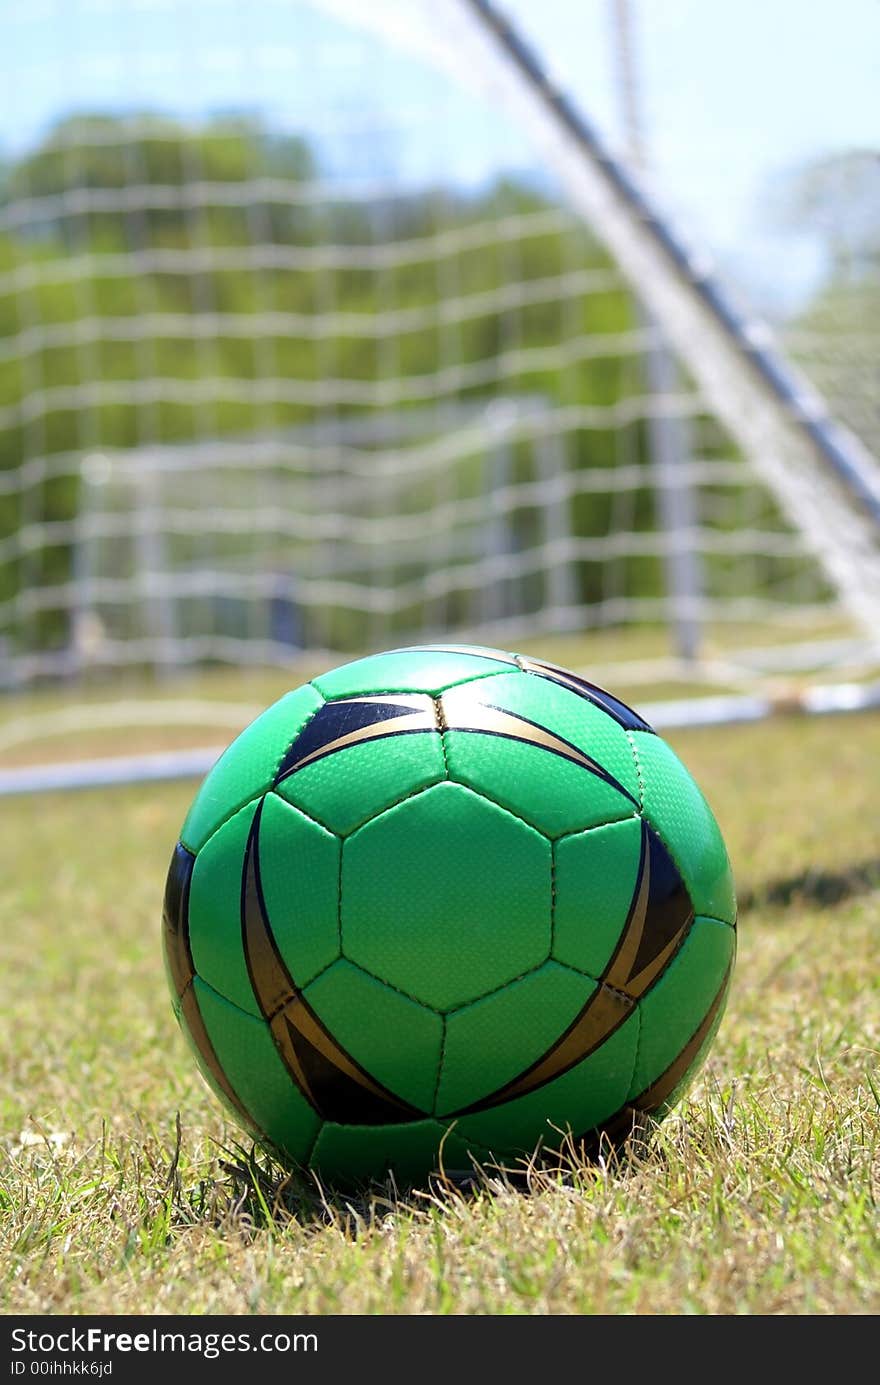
3, 0, 878, 314
506, 0, 880, 310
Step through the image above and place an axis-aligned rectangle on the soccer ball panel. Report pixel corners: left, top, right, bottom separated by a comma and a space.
340, 781, 551, 1011
192, 977, 321, 1165
628, 916, 736, 1099
256, 792, 341, 988
180, 683, 323, 852
443, 669, 641, 800
553, 817, 644, 975
435, 961, 596, 1115
310, 1118, 487, 1186
312, 646, 517, 700
303, 959, 443, 1112
636, 967, 735, 1123
443, 725, 636, 838
455, 1011, 640, 1154
630, 730, 737, 925
188, 801, 264, 1017
440, 669, 640, 836
275, 725, 446, 836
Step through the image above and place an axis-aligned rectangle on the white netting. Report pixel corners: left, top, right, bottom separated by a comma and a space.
0, 0, 877, 689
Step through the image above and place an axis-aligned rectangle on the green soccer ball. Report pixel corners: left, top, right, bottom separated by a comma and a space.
162, 644, 736, 1185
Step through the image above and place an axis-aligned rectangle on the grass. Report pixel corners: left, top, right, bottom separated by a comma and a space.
1, 690, 878, 1315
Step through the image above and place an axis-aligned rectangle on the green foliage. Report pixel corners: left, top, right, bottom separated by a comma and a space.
1, 113, 824, 659
775, 148, 880, 462
0, 113, 648, 655
771, 148, 880, 278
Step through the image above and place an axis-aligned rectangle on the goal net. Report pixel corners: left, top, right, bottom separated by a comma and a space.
2, 0, 879, 716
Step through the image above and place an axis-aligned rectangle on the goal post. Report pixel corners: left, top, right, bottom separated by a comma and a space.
348, 0, 880, 637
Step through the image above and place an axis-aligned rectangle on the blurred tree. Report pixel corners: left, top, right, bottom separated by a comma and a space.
773, 148, 880, 280
0, 111, 688, 654
775, 149, 880, 460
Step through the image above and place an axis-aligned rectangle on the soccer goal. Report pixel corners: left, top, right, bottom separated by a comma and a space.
1, 0, 879, 779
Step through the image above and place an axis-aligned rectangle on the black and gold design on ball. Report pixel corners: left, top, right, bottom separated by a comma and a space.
241, 801, 423, 1125
627, 962, 732, 1117
272, 687, 640, 807
573, 962, 734, 1155
273, 695, 437, 785
441, 696, 639, 806
517, 655, 656, 733
452, 821, 694, 1116
395, 644, 656, 733
162, 843, 255, 1127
